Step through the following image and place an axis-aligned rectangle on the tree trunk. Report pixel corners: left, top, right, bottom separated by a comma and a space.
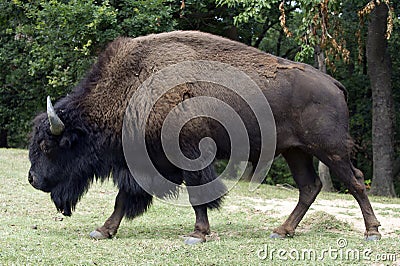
318, 162, 335, 192
367, 2, 396, 197
314, 45, 335, 192
314, 45, 327, 73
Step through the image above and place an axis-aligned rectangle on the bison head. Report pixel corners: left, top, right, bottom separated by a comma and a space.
28, 97, 93, 216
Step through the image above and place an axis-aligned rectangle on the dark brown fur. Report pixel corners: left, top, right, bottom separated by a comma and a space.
28, 31, 381, 241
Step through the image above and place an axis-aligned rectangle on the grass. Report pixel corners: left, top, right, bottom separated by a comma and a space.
1, 148, 399, 265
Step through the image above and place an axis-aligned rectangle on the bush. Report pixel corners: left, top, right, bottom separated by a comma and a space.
0, 0, 176, 147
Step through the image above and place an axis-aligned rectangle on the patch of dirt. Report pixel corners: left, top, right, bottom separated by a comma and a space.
232, 195, 400, 237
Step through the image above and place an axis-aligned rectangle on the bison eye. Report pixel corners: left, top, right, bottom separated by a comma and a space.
39, 140, 51, 154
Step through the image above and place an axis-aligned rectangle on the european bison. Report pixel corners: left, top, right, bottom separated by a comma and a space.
28, 31, 381, 243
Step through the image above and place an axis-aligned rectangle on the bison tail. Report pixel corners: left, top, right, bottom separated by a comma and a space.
333, 79, 348, 102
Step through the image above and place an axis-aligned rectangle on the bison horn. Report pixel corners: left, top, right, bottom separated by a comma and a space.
47, 96, 65, 135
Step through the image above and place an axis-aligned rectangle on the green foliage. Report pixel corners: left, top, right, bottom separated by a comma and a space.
113, 0, 176, 37
1, 0, 399, 194
214, 159, 228, 175
214, 0, 399, 193
177, 0, 243, 42
214, 157, 293, 186
389, 4, 400, 159
216, 0, 280, 24
0, 0, 176, 147
264, 156, 294, 187
18, 0, 119, 91
390, 4, 400, 195
217, 0, 351, 65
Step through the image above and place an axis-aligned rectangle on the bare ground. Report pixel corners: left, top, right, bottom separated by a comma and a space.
228, 194, 400, 238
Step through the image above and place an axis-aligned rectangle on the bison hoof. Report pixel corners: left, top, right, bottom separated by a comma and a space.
365, 234, 381, 241
269, 233, 285, 239
183, 236, 205, 245
89, 230, 108, 240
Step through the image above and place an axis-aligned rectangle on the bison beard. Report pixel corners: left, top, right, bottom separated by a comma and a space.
28, 31, 382, 243
50, 179, 90, 217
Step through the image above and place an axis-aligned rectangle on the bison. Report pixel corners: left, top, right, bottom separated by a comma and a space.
28, 31, 381, 243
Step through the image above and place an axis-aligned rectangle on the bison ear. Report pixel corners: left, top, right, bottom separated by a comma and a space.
60, 136, 73, 149
59, 128, 86, 149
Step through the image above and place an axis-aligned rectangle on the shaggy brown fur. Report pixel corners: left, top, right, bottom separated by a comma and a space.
28, 31, 381, 242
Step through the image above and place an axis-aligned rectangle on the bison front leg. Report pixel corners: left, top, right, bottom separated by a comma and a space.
182, 167, 225, 245
90, 190, 127, 239
271, 148, 322, 238
183, 205, 211, 245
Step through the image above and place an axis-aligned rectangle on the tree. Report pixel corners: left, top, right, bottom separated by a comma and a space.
218, 0, 350, 190
315, 45, 335, 192
365, 1, 396, 196
213, 0, 400, 195
0, 0, 176, 147
1, 0, 399, 195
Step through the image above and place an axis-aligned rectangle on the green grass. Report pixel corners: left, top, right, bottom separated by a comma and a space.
1, 148, 399, 265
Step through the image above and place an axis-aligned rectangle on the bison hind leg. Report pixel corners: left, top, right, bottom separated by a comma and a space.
323, 158, 381, 240
271, 148, 322, 238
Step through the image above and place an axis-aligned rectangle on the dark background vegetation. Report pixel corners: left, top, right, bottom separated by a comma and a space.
0, 0, 399, 195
